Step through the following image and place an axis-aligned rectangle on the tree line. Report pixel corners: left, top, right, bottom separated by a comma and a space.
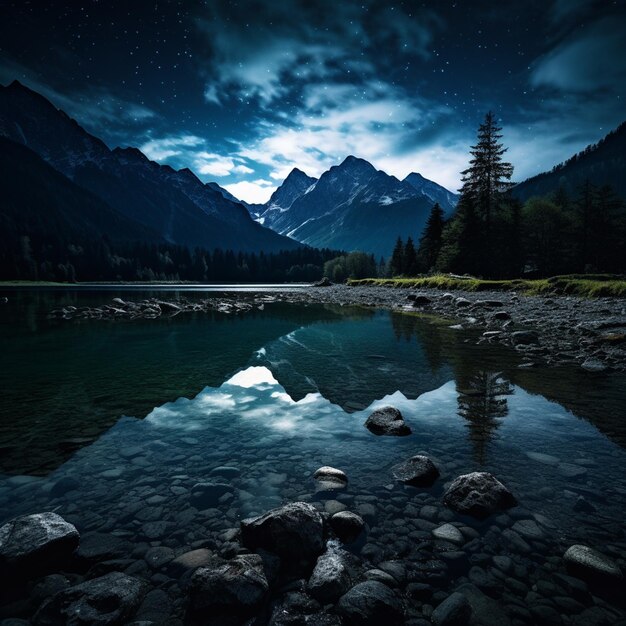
0, 235, 342, 283
388, 112, 626, 279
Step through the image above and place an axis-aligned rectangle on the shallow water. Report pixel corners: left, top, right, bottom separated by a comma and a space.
1, 288, 625, 623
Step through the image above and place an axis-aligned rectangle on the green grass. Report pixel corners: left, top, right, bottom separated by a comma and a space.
347, 274, 626, 297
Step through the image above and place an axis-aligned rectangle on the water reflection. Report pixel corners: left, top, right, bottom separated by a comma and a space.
456, 371, 513, 464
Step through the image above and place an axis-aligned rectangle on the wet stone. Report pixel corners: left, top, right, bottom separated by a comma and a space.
391, 455, 439, 487
564, 544, 623, 581
330, 511, 365, 543
34, 572, 145, 626
0, 512, 79, 577
364, 406, 411, 436
443, 472, 517, 519
432, 523, 465, 545
337, 581, 404, 626
431, 592, 471, 626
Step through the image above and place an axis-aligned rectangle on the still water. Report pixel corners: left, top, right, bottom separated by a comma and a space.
1, 288, 625, 623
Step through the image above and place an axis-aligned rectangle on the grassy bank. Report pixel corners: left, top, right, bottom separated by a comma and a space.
348, 274, 626, 297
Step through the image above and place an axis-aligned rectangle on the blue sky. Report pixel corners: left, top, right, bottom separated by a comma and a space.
1, 0, 624, 202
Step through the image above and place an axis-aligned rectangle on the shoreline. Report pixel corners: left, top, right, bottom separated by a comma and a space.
13, 282, 626, 373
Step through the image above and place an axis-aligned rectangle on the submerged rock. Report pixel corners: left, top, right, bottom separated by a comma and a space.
0, 512, 79, 577
432, 523, 465, 545
330, 511, 365, 543
431, 591, 472, 626
188, 554, 269, 618
241, 502, 324, 560
443, 472, 517, 519
391, 455, 439, 487
364, 407, 411, 436
313, 466, 348, 492
337, 581, 404, 625
34, 572, 145, 625
564, 545, 623, 581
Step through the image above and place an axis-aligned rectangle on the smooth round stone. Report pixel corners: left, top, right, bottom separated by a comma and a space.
525, 451, 559, 465
558, 463, 588, 479
432, 523, 465, 545
364, 406, 411, 436
431, 592, 471, 626
564, 545, 623, 580
325, 500, 348, 515
443, 472, 517, 519
330, 511, 365, 543
144, 546, 175, 569
391, 455, 439, 487
511, 520, 544, 541
209, 466, 241, 478
314, 466, 348, 492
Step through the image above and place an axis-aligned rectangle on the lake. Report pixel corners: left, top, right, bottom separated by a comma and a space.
1, 287, 625, 624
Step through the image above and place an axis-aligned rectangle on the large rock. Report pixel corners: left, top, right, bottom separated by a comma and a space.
188, 554, 269, 618
307, 544, 352, 603
34, 572, 145, 625
391, 455, 439, 487
0, 512, 79, 577
431, 592, 472, 626
337, 581, 404, 625
564, 545, 623, 581
241, 502, 324, 560
330, 511, 365, 543
443, 472, 517, 519
313, 466, 348, 492
364, 407, 411, 436
456, 583, 511, 626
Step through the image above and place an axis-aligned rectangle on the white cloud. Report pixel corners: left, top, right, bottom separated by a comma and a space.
224, 179, 275, 204
140, 134, 204, 161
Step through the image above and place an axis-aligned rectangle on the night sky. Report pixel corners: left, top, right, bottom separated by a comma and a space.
1, 0, 625, 202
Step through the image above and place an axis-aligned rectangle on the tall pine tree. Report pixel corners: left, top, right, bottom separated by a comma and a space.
459, 111, 514, 274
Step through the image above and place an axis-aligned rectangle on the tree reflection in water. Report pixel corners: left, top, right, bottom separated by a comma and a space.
457, 371, 513, 464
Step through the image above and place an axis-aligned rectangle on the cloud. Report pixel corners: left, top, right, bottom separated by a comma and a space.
224, 179, 275, 204
233, 80, 462, 189
531, 16, 626, 93
140, 134, 204, 161
195, 1, 440, 106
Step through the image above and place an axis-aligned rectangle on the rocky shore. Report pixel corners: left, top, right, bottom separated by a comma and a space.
48, 284, 626, 372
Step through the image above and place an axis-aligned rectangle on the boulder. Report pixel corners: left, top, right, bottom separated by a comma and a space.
492, 311, 511, 321
188, 554, 269, 618
337, 581, 404, 625
564, 545, 623, 581
455, 297, 472, 308
330, 511, 365, 543
241, 502, 324, 560
34, 572, 145, 625
364, 407, 411, 436
313, 466, 348, 492
443, 472, 517, 519
431, 592, 472, 626
408, 294, 432, 306
307, 544, 352, 603
391, 455, 439, 487
0, 512, 79, 577
167, 548, 213, 577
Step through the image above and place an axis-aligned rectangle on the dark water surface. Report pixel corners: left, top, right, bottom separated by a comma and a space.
1, 287, 625, 623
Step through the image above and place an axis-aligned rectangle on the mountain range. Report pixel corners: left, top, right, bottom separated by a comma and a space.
0, 81, 298, 254
1, 80, 624, 264
248, 157, 458, 257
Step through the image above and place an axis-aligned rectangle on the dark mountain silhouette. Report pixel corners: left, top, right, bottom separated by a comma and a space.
513, 121, 626, 201
0, 80, 300, 253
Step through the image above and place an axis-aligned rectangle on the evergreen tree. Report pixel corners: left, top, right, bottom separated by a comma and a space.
403, 237, 418, 276
389, 237, 405, 276
418, 203, 445, 271
459, 111, 514, 273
